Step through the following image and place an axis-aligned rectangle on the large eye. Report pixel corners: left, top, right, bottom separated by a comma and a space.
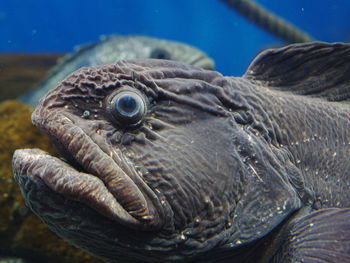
150, 48, 171, 60
110, 90, 146, 125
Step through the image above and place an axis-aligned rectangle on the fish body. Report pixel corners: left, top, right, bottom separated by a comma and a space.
13, 42, 350, 262
18, 35, 214, 107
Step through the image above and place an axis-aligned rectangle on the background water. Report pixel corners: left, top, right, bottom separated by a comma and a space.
1, 0, 349, 75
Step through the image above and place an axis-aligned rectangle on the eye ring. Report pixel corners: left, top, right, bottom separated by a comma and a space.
108, 89, 147, 126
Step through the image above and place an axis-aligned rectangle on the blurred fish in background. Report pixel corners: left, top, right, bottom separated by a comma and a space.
18, 35, 215, 106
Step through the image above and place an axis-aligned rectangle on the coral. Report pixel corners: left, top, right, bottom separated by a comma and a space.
0, 100, 100, 263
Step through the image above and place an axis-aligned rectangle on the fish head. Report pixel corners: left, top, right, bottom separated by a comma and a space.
13, 59, 303, 261
93, 35, 215, 69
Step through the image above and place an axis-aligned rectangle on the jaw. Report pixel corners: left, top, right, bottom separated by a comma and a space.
13, 110, 164, 230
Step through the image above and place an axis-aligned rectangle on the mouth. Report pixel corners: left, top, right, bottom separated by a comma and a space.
12, 110, 162, 230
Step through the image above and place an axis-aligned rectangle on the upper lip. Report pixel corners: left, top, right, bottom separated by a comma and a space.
27, 108, 163, 230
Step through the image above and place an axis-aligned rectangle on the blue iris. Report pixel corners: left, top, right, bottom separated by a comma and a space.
111, 91, 145, 124
115, 94, 140, 117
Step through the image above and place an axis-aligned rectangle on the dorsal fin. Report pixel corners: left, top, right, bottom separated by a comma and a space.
244, 42, 350, 102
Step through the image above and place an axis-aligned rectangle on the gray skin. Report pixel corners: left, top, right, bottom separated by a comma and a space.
12, 42, 350, 262
18, 35, 214, 107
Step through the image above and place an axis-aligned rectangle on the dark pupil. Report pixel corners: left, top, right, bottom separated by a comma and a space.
117, 95, 138, 115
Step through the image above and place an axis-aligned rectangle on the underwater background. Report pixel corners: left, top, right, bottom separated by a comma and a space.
1, 0, 350, 76
0, 1, 349, 262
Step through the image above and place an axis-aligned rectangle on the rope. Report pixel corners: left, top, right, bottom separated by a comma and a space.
220, 0, 313, 43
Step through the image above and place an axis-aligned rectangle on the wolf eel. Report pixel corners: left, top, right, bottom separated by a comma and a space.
13, 42, 350, 262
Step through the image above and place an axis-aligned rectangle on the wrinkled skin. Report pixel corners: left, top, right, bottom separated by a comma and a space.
13, 42, 350, 262
19, 35, 214, 107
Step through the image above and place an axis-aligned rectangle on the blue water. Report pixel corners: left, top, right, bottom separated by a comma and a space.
1, 0, 349, 75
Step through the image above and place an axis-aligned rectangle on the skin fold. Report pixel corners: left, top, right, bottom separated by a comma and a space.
12, 42, 350, 262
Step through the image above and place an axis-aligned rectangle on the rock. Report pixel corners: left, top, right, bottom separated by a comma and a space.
0, 100, 100, 263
